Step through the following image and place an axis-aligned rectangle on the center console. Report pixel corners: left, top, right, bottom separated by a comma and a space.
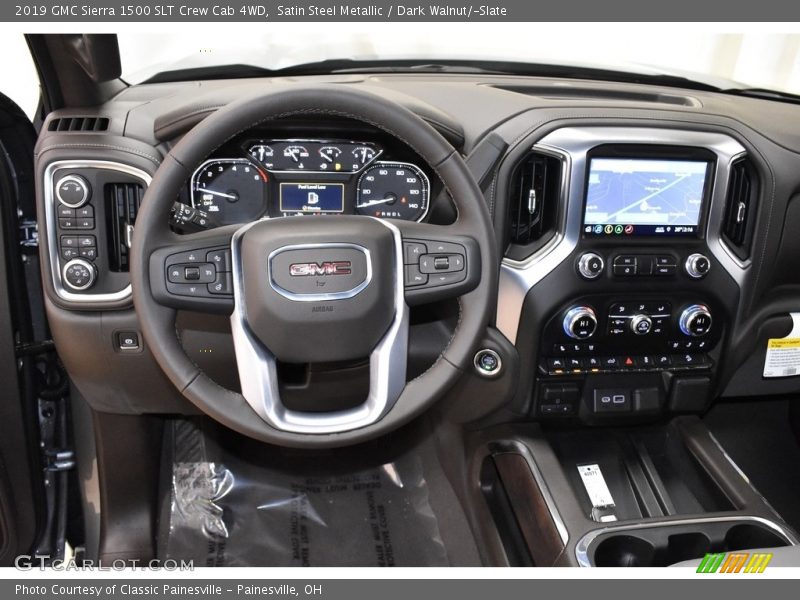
498, 127, 748, 424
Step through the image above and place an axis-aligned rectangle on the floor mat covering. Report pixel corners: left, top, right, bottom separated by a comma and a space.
161, 421, 450, 567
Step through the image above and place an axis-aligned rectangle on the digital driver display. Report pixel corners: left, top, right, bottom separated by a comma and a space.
583, 158, 709, 236
279, 183, 345, 214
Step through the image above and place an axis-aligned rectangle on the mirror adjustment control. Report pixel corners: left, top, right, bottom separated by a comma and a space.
576, 252, 605, 280
62, 258, 96, 291
630, 314, 653, 336
563, 306, 598, 340
679, 304, 713, 337
685, 253, 711, 279
55, 174, 91, 208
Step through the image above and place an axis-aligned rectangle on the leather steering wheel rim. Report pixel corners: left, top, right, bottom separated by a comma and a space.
130, 85, 497, 448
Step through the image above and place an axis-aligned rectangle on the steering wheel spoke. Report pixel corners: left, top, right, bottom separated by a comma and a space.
148, 224, 240, 314
393, 220, 482, 306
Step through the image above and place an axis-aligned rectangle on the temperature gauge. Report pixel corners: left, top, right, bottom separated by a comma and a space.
283, 145, 310, 169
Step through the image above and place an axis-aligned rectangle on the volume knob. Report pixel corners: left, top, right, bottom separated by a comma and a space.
563, 306, 598, 340
679, 304, 712, 337
576, 252, 605, 280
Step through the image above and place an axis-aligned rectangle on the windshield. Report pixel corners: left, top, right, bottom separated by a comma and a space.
118, 26, 800, 94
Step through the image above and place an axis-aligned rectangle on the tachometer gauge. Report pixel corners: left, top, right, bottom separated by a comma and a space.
191, 159, 268, 226
356, 162, 430, 221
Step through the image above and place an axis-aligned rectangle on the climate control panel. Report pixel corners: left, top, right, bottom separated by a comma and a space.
539, 295, 721, 379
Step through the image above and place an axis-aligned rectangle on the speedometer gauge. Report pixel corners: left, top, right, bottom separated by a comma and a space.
191, 159, 268, 226
355, 162, 430, 221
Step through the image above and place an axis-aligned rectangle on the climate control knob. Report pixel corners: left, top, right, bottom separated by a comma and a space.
685, 253, 711, 279
679, 304, 712, 337
563, 306, 598, 340
576, 252, 605, 280
630, 314, 653, 336
62, 258, 96, 291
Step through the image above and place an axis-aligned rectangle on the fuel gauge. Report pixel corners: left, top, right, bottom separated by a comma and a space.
318, 146, 343, 171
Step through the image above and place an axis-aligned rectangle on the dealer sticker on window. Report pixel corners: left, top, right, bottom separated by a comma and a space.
764, 312, 800, 378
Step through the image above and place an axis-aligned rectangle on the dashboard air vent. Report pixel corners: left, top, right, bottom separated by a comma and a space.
507, 152, 562, 254
48, 116, 109, 132
722, 159, 758, 259
106, 182, 144, 272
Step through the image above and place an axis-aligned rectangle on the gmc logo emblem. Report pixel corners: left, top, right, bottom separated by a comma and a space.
289, 261, 352, 277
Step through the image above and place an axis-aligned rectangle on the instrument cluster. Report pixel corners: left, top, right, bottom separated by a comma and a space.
180, 137, 432, 229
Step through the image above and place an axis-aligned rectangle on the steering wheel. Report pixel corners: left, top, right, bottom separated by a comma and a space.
130, 86, 497, 448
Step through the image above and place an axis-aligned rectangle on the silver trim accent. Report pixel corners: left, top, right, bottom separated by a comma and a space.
229, 218, 408, 434
576, 252, 604, 280
267, 243, 372, 302
488, 440, 570, 546
630, 314, 653, 336
61, 258, 96, 291
685, 252, 711, 279
54, 174, 90, 208
44, 160, 152, 303
497, 128, 747, 344
473, 349, 503, 378
575, 515, 798, 567
356, 161, 431, 223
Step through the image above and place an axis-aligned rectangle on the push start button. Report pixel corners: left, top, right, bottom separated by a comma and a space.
474, 349, 502, 377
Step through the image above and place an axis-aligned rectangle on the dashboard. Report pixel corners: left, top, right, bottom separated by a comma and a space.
174, 135, 435, 229
31, 71, 800, 426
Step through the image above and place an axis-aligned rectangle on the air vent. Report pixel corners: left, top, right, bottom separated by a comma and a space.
106, 182, 144, 272
721, 159, 758, 259
47, 116, 109, 132
507, 152, 562, 257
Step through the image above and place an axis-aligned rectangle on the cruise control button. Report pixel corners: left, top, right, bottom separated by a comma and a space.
184, 267, 201, 281
426, 241, 465, 254
167, 282, 208, 297
208, 273, 233, 295
206, 248, 232, 271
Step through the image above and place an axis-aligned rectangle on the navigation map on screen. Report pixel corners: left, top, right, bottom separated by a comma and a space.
583, 158, 708, 236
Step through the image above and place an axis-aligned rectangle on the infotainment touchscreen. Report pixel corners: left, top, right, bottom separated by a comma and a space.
583, 158, 710, 236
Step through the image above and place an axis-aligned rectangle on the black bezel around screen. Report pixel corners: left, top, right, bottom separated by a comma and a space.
581, 145, 716, 239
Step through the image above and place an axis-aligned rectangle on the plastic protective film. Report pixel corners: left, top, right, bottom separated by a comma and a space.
162, 421, 449, 566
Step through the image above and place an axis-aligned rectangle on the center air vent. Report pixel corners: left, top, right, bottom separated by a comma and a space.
721, 158, 758, 260
506, 152, 562, 258
106, 182, 144, 272
47, 116, 109, 132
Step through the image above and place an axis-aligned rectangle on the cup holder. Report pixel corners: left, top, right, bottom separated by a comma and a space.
594, 535, 656, 567
725, 524, 787, 551
584, 518, 792, 567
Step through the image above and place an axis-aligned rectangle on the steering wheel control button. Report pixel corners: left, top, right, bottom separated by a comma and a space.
577, 252, 605, 280
630, 314, 653, 336
685, 253, 711, 279
55, 174, 91, 208
62, 258, 96, 291
474, 349, 503, 377
403, 241, 427, 264
117, 331, 140, 351
563, 306, 598, 340
209, 273, 233, 295
427, 270, 467, 287
206, 248, 232, 271
405, 265, 427, 286
419, 252, 465, 274
679, 304, 713, 337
